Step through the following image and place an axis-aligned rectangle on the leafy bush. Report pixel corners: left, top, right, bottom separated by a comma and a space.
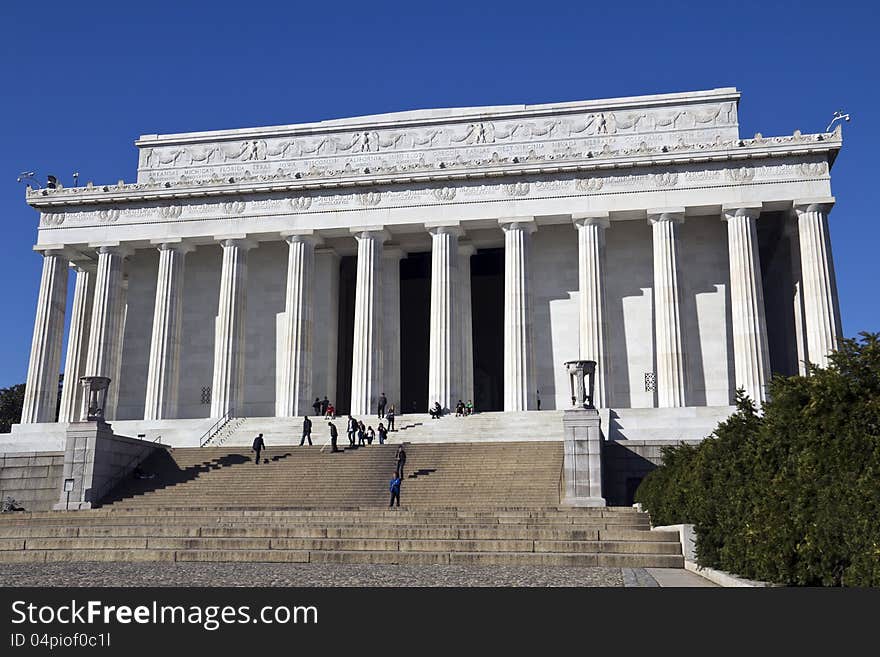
634, 332, 880, 586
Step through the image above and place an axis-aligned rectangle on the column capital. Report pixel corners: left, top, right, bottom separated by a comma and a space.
150, 238, 195, 253
383, 244, 406, 260
425, 221, 464, 237
68, 258, 97, 274
793, 197, 835, 216
722, 204, 763, 221
314, 245, 340, 258
499, 217, 537, 233
280, 229, 324, 246
647, 208, 685, 225
573, 212, 610, 229
350, 227, 390, 242
213, 234, 257, 250
88, 242, 134, 257
458, 240, 476, 257
32, 244, 70, 258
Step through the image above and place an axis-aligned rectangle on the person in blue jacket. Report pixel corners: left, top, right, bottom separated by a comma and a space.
389, 472, 402, 508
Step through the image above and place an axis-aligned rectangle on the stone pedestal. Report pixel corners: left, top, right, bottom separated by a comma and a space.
54, 422, 160, 511
562, 408, 605, 507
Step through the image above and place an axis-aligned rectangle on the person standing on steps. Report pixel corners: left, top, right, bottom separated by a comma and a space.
395, 444, 407, 479
321, 396, 330, 416
367, 425, 375, 445
328, 421, 340, 453
377, 422, 387, 445
357, 420, 366, 446
347, 415, 357, 446
252, 433, 266, 465
300, 416, 313, 446
536, 390, 541, 411
312, 398, 322, 416
377, 392, 387, 419
389, 471, 402, 508
386, 406, 395, 432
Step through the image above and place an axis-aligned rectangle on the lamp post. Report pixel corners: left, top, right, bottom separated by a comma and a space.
561, 359, 605, 507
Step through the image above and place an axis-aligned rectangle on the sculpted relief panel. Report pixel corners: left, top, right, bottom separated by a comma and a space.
136, 101, 740, 184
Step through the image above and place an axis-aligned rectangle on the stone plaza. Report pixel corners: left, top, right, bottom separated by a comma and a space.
6, 87, 842, 471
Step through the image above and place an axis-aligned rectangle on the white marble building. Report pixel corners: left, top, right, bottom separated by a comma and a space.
9, 87, 843, 448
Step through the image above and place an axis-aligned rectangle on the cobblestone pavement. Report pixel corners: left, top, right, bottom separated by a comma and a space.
0, 563, 629, 587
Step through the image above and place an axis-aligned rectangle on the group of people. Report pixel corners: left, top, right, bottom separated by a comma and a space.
429, 399, 475, 419
312, 396, 336, 419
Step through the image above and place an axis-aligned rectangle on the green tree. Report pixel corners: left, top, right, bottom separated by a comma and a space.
635, 332, 880, 586
0, 383, 25, 433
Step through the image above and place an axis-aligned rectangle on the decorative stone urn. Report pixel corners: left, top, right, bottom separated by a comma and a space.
564, 360, 597, 409
79, 376, 111, 423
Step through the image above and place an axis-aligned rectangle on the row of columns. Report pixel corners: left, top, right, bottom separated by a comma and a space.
574, 200, 841, 408
20, 198, 842, 424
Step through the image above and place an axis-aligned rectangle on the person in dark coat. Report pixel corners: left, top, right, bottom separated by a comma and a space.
378, 393, 387, 419
389, 471, 401, 508
395, 445, 407, 479
386, 406, 395, 431
312, 398, 322, 416
377, 422, 387, 445
300, 416, 313, 446
357, 421, 366, 446
252, 433, 265, 465
321, 396, 330, 416
347, 415, 357, 446
329, 421, 340, 452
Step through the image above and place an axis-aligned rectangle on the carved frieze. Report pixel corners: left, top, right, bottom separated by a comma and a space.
134, 97, 743, 185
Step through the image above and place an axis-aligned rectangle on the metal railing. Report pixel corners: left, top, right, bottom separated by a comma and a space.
199, 411, 232, 447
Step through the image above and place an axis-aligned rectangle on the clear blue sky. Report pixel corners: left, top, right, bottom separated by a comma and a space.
0, 0, 877, 388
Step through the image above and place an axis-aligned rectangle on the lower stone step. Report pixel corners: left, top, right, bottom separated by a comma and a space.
0, 548, 684, 568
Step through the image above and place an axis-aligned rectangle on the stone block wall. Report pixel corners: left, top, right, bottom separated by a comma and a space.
602, 439, 701, 506
57, 423, 164, 510
0, 451, 64, 511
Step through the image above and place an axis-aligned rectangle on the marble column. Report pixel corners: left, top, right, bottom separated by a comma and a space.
785, 218, 810, 375
500, 218, 537, 412
574, 212, 610, 408
350, 229, 387, 416
794, 198, 842, 368
21, 249, 69, 424
211, 237, 254, 418
382, 246, 404, 412
649, 209, 687, 408
58, 261, 95, 423
458, 241, 476, 407
428, 224, 462, 412
84, 244, 129, 418
106, 279, 129, 421
276, 231, 320, 417
723, 204, 771, 404
313, 247, 340, 406
144, 241, 191, 420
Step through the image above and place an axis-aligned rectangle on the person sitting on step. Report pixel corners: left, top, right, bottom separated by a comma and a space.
429, 401, 442, 419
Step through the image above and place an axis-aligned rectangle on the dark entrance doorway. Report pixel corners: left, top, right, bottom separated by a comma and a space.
400, 253, 430, 413
335, 255, 357, 414
471, 248, 504, 411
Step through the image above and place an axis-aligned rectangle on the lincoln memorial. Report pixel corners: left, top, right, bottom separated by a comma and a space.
7, 87, 843, 450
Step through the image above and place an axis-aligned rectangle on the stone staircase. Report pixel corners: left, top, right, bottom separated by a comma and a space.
0, 508, 682, 567
0, 441, 683, 567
